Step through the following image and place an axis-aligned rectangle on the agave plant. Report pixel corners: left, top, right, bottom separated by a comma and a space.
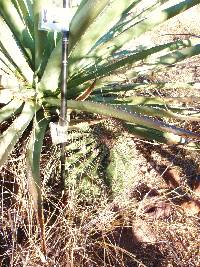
1, 0, 200, 255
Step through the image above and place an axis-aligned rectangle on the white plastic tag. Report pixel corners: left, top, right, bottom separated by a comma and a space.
39, 7, 73, 31
50, 122, 68, 144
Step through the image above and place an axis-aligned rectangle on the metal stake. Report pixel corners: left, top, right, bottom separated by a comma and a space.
60, 0, 70, 192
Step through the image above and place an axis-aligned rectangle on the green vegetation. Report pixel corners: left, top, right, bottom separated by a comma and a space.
1, 0, 200, 263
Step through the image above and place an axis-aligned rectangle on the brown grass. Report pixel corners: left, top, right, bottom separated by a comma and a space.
0, 129, 199, 267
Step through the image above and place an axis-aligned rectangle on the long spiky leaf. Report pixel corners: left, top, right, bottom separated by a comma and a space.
0, 0, 34, 68
45, 99, 200, 140
26, 111, 49, 256
69, 39, 198, 88
0, 101, 37, 167
93, 0, 200, 58
0, 99, 23, 123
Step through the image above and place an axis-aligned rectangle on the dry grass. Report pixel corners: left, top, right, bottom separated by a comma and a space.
0, 131, 199, 267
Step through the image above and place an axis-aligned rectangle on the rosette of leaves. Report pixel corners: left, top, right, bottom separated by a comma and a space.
63, 126, 136, 198
60, 122, 134, 199
1, 0, 200, 254
63, 125, 110, 200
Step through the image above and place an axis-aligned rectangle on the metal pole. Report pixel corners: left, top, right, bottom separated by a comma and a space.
60, 0, 70, 192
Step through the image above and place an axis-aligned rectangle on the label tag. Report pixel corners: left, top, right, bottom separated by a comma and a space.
39, 7, 73, 31
50, 122, 68, 144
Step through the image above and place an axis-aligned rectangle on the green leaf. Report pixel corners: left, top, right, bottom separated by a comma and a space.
68, 39, 197, 88
33, 0, 55, 77
125, 123, 188, 145
26, 110, 48, 256
0, 87, 36, 104
69, 0, 110, 51
93, 0, 171, 50
0, 0, 34, 68
94, 95, 200, 121
93, 0, 200, 58
156, 43, 200, 65
0, 101, 37, 167
45, 99, 200, 140
0, 89, 14, 104
11, 0, 34, 37
106, 136, 138, 195
92, 81, 197, 95
71, 0, 170, 73
0, 50, 18, 77
64, 128, 108, 198
69, 0, 136, 74
120, 105, 200, 122
38, 41, 62, 93
38, 32, 59, 79
0, 99, 23, 123
26, 112, 49, 205
0, 17, 34, 84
